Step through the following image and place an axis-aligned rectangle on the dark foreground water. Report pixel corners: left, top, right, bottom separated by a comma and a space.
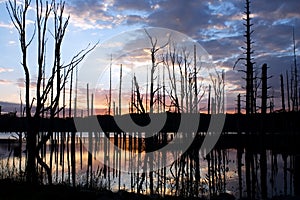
0, 132, 296, 199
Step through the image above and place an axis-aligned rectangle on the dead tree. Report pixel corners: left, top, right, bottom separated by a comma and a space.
210, 70, 225, 114
261, 64, 269, 114
119, 64, 122, 115
6, 0, 34, 182
232, 1, 256, 198
208, 85, 211, 114
6, 0, 32, 118
193, 45, 198, 113
133, 75, 146, 114
244, 0, 255, 114
293, 27, 298, 111
7, 0, 97, 184
145, 29, 169, 114
182, 48, 191, 113
280, 74, 286, 111
233, 0, 255, 115
260, 63, 271, 199
286, 70, 291, 111
164, 43, 180, 112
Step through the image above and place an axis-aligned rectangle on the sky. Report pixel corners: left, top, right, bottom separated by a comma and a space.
0, 0, 299, 114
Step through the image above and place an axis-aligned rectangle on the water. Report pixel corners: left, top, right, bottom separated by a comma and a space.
0, 131, 296, 199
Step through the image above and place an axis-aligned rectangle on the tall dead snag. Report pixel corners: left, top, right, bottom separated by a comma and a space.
178, 51, 185, 113
280, 74, 285, 111
144, 29, 169, 195
145, 29, 169, 114
119, 64, 122, 115
208, 85, 211, 114
6, 0, 34, 182
261, 64, 268, 114
87, 83, 90, 116
182, 48, 191, 113
237, 94, 241, 114
108, 55, 112, 115
210, 70, 225, 114
244, 0, 255, 115
133, 75, 146, 114
6, 0, 32, 118
286, 70, 291, 111
232, 0, 255, 198
74, 67, 78, 117
292, 27, 298, 111
7, 0, 97, 184
193, 45, 198, 113
260, 63, 268, 199
234, 0, 255, 114
164, 43, 180, 112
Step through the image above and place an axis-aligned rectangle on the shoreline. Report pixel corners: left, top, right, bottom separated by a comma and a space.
0, 179, 298, 200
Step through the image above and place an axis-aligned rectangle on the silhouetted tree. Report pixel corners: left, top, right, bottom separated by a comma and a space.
280, 74, 285, 111
145, 29, 169, 114
292, 27, 298, 111
234, 0, 255, 115
6, 0, 96, 184
210, 70, 225, 114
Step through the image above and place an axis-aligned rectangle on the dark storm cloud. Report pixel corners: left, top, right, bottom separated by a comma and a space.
126, 15, 146, 25
113, 0, 151, 11
147, 0, 210, 35
253, 0, 300, 20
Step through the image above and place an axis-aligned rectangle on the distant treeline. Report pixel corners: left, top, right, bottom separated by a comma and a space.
0, 112, 299, 133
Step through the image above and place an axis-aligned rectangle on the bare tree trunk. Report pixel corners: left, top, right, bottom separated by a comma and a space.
87, 84, 89, 116
6, 0, 35, 183
109, 56, 112, 115
237, 94, 241, 114
287, 70, 291, 111
280, 74, 286, 111
69, 67, 74, 117
208, 85, 211, 114
293, 27, 298, 111
194, 45, 198, 113
261, 64, 268, 114
244, 0, 254, 115
119, 64, 122, 115
145, 29, 169, 113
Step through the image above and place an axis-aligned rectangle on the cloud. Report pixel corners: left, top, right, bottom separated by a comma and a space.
0, 79, 12, 85
16, 78, 37, 88
0, 67, 14, 73
8, 40, 16, 45
0, 21, 13, 29
65, 0, 155, 30
113, 0, 151, 11
4, 0, 299, 112
65, 0, 115, 30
